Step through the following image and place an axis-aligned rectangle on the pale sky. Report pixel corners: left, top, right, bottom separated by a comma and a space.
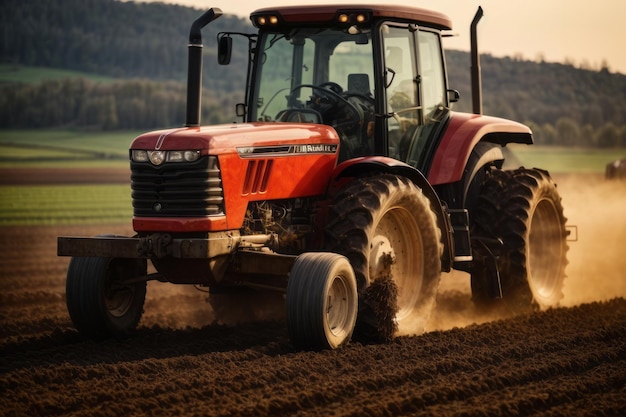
137, 0, 625, 74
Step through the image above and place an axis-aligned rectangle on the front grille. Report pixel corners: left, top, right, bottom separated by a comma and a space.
131, 156, 224, 217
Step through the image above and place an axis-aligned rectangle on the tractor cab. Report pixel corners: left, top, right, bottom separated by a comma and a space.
220, 5, 454, 167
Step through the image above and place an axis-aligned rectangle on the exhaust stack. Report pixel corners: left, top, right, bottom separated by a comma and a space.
185, 8, 223, 127
470, 6, 483, 115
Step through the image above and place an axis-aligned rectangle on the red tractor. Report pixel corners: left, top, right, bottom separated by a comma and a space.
58, 4, 568, 349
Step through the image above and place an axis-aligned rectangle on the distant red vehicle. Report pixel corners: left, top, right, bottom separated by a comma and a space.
58, 4, 569, 350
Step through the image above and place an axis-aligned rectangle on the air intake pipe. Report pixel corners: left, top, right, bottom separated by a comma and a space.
185, 8, 223, 127
470, 6, 483, 115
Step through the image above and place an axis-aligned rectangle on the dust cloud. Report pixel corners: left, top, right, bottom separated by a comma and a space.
556, 173, 626, 306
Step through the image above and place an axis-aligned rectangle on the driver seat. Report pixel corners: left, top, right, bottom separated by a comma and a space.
347, 73, 371, 96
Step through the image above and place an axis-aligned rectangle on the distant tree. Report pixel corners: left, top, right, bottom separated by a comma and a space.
596, 123, 620, 148
539, 123, 558, 145
580, 124, 595, 146
600, 59, 610, 73
555, 117, 581, 146
101, 95, 118, 130
583, 103, 605, 127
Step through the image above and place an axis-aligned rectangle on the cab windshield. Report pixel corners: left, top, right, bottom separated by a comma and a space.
251, 28, 376, 160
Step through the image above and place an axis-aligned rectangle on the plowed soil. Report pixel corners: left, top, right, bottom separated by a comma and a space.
1, 171, 625, 416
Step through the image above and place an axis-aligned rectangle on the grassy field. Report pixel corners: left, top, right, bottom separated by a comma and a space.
508, 143, 626, 174
0, 129, 624, 226
0, 129, 138, 225
0, 184, 131, 226
0, 129, 140, 168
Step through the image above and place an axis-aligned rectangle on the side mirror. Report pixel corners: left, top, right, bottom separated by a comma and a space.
385, 67, 396, 89
447, 89, 460, 103
236, 103, 246, 117
218, 36, 232, 65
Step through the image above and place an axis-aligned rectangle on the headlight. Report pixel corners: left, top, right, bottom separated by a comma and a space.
183, 150, 201, 162
132, 150, 148, 162
132, 150, 202, 165
168, 150, 200, 162
148, 150, 166, 165
167, 150, 185, 162
255, 15, 279, 26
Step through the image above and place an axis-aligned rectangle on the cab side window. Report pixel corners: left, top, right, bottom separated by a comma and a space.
418, 30, 446, 120
381, 25, 419, 159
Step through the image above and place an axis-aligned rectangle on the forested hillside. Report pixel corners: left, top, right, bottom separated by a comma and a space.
1, 0, 250, 84
2, 0, 625, 146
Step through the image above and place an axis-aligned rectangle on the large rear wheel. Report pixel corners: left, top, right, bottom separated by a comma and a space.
286, 252, 358, 350
66, 257, 147, 338
325, 174, 442, 341
470, 168, 568, 311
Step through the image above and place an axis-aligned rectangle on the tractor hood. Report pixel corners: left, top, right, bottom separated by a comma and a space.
130, 122, 340, 156
130, 122, 341, 233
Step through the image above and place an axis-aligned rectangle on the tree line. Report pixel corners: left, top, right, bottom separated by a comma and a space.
2, 76, 624, 147
0, 78, 240, 130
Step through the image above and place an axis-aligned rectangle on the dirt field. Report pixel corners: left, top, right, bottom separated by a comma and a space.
1, 171, 625, 416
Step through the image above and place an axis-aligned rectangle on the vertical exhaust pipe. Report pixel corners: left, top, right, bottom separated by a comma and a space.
185, 8, 223, 127
470, 6, 483, 115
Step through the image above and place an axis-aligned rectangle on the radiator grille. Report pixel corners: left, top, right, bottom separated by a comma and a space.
131, 156, 224, 217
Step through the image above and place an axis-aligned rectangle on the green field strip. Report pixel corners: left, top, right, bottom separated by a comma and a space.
0, 184, 132, 225
508, 145, 626, 174
0, 130, 140, 158
0, 144, 87, 161
0, 129, 139, 168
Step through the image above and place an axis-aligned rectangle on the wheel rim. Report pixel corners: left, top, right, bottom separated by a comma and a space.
370, 206, 423, 323
327, 275, 353, 337
528, 197, 565, 302
104, 268, 136, 318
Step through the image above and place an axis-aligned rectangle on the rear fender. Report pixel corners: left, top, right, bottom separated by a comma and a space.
428, 112, 532, 185
462, 141, 504, 207
331, 156, 453, 272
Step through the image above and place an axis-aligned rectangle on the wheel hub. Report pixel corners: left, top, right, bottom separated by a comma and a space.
369, 235, 395, 280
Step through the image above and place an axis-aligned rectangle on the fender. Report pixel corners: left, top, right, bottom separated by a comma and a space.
331, 156, 453, 272
461, 141, 504, 207
428, 112, 532, 185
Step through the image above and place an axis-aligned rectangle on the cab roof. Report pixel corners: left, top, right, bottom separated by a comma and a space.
250, 4, 453, 31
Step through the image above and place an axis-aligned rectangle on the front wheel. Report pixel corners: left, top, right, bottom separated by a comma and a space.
325, 174, 442, 341
286, 252, 358, 350
66, 257, 147, 338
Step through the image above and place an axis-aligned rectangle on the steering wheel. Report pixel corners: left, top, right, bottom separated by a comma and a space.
288, 84, 363, 134
318, 81, 343, 94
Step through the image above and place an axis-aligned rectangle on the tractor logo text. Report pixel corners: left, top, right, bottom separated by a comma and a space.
297, 144, 337, 154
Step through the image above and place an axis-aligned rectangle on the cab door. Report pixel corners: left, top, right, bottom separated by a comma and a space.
380, 24, 449, 170
380, 24, 420, 160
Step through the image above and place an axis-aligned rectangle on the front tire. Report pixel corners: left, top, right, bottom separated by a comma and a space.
66, 257, 147, 338
470, 168, 568, 311
325, 174, 442, 340
286, 252, 358, 350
